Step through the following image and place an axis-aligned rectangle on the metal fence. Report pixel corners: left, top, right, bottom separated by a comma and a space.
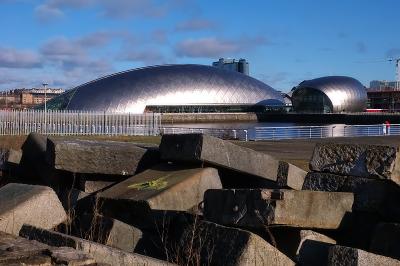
0, 110, 161, 136
160, 127, 249, 141
254, 124, 400, 141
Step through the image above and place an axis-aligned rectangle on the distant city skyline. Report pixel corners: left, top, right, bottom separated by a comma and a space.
0, 0, 399, 92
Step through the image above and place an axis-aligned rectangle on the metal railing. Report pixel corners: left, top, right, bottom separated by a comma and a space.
0, 110, 161, 136
160, 127, 249, 141
254, 124, 400, 141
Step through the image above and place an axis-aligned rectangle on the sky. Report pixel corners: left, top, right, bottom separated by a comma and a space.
0, 0, 399, 92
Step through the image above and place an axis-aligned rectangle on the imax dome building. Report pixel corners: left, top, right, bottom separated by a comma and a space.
47, 64, 284, 113
291, 76, 367, 113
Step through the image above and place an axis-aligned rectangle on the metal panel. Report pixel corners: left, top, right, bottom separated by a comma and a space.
49, 64, 283, 113
292, 76, 368, 113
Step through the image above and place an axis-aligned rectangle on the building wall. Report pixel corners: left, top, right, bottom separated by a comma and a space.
212, 58, 249, 75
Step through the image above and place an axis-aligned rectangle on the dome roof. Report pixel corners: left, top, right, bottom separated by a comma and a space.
292, 76, 367, 112
47, 64, 283, 113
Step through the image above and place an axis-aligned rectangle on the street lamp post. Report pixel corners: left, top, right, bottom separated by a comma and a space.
43, 83, 48, 134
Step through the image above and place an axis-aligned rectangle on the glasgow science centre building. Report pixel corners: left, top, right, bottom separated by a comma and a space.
46, 64, 368, 114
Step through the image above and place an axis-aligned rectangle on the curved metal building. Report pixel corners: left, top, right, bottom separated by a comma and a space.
291, 76, 367, 113
46, 64, 283, 113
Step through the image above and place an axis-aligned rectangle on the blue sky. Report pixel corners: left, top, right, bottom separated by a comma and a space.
0, 0, 399, 92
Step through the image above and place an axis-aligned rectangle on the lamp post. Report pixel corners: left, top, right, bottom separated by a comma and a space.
43, 83, 48, 134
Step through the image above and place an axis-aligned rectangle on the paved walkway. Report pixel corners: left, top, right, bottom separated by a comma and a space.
236, 136, 400, 170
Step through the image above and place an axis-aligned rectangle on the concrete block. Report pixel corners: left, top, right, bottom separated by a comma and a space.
0, 231, 96, 266
17, 133, 48, 181
0, 149, 22, 171
297, 230, 336, 266
99, 163, 222, 212
302, 172, 400, 214
151, 210, 294, 266
370, 223, 400, 260
58, 188, 90, 210
80, 180, 115, 193
20, 224, 173, 265
277, 161, 307, 190
19, 133, 72, 189
46, 138, 159, 175
0, 183, 67, 235
159, 133, 280, 182
328, 245, 400, 266
310, 143, 400, 185
203, 189, 354, 229
70, 214, 144, 253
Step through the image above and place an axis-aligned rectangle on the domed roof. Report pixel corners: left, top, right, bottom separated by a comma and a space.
47, 64, 283, 113
292, 76, 367, 112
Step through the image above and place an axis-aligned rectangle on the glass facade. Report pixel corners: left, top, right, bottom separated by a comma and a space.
145, 104, 269, 113
35, 88, 77, 110
292, 88, 333, 113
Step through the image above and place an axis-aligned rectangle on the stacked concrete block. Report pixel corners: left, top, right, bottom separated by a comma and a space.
303, 172, 400, 215
99, 163, 222, 211
69, 214, 144, 253
310, 143, 400, 185
0, 231, 97, 265
3, 134, 400, 265
20, 224, 172, 265
296, 230, 337, 266
46, 138, 159, 176
160, 133, 307, 189
328, 245, 400, 266
0, 183, 67, 235
203, 189, 353, 229
147, 210, 295, 266
370, 223, 400, 260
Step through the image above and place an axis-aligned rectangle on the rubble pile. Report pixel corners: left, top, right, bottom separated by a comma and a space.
1, 133, 400, 265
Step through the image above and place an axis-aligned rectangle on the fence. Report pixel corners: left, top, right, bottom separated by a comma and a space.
160, 127, 249, 141
0, 110, 161, 136
254, 124, 400, 141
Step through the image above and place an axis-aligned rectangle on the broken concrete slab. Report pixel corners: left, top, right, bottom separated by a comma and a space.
0, 183, 67, 235
0, 231, 96, 266
277, 161, 307, 190
309, 143, 400, 185
20, 224, 173, 265
46, 138, 159, 176
302, 172, 400, 215
70, 214, 144, 253
328, 245, 400, 266
203, 189, 354, 229
370, 223, 400, 261
297, 230, 336, 266
159, 133, 280, 182
99, 163, 222, 212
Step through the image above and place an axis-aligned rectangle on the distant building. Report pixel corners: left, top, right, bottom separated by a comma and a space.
370, 80, 400, 90
367, 81, 400, 111
0, 88, 65, 109
212, 58, 249, 75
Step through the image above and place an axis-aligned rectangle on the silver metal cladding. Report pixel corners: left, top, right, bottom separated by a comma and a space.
55, 64, 283, 113
292, 76, 367, 113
